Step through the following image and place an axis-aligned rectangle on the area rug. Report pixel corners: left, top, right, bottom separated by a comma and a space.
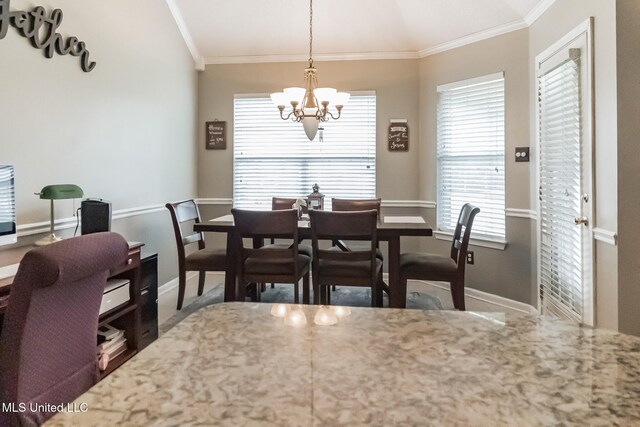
160, 285, 443, 335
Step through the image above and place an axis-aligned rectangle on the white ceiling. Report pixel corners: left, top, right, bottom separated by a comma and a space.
170, 0, 552, 66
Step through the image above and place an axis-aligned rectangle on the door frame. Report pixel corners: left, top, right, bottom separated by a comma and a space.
534, 18, 596, 326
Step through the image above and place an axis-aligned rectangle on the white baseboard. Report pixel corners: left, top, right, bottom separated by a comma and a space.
409, 279, 537, 315
158, 271, 199, 297
158, 272, 537, 316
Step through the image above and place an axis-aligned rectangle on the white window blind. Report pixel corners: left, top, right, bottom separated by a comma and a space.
436, 73, 505, 241
233, 94, 376, 210
538, 55, 584, 322
0, 166, 16, 237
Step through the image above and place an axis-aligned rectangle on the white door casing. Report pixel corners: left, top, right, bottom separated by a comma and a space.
535, 18, 595, 326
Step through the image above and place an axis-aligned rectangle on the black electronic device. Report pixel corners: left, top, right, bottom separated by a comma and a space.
81, 199, 112, 235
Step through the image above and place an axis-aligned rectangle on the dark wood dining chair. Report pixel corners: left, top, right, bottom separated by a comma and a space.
231, 208, 311, 304
331, 198, 383, 259
269, 197, 312, 257
398, 203, 480, 310
166, 200, 227, 310
0, 232, 128, 426
310, 209, 382, 307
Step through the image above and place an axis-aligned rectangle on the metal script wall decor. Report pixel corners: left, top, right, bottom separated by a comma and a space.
0, 0, 96, 72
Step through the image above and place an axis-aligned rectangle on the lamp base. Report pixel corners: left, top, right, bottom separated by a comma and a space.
35, 234, 63, 246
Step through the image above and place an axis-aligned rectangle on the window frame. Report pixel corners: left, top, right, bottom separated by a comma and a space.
232, 92, 377, 210
435, 72, 507, 249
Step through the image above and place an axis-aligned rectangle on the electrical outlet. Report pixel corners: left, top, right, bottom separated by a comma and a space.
466, 251, 474, 265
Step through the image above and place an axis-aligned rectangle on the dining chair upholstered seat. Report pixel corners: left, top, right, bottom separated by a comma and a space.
262, 242, 313, 258
185, 248, 228, 271
0, 232, 128, 427
400, 253, 458, 278
232, 208, 311, 304
310, 209, 383, 307
166, 200, 228, 310
399, 203, 480, 310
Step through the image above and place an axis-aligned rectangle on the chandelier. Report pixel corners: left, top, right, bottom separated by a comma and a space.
270, 0, 350, 141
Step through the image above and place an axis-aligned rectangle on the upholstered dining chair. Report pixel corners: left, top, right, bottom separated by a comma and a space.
0, 232, 128, 426
166, 200, 227, 310
310, 209, 382, 307
398, 203, 480, 310
231, 208, 311, 304
269, 197, 312, 257
331, 198, 383, 259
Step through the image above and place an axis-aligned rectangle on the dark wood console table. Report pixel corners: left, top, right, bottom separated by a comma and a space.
0, 241, 152, 378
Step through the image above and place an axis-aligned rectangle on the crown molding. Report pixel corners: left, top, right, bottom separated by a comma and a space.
203, 18, 528, 66
204, 51, 419, 65
524, 0, 557, 26
172, 1, 554, 68
165, 0, 205, 71
418, 19, 528, 58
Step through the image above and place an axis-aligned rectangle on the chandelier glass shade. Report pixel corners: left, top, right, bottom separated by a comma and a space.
270, 0, 350, 140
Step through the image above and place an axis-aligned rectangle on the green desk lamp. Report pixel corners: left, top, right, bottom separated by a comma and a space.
34, 184, 84, 246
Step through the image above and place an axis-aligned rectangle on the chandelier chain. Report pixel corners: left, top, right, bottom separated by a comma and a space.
309, 0, 313, 66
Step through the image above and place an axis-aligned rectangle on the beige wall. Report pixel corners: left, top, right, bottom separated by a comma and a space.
529, 0, 619, 330
0, 0, 198, 285
418, 29, 534, 304
616, 0, 640, 336
197, 59, 420, 201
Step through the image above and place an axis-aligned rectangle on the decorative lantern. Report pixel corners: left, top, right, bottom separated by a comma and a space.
306, 183, 325, 211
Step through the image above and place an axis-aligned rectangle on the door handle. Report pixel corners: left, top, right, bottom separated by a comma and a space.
574, 217, 589, 226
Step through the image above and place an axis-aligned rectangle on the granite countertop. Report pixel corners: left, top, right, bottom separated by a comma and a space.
48, 302, 640, 426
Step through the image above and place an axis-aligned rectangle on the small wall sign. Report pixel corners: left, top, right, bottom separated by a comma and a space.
206, 121, 226, 150
388, 119, 409, 152
0, 0, 96, 72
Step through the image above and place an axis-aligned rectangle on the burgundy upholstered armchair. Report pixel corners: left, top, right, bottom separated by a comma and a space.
0, 232, 128, 426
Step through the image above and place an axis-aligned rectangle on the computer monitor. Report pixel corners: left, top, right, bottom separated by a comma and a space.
0, 165, 17, 246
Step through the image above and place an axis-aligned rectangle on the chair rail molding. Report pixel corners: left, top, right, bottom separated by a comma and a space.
381, 200, 436, 209
16, 204, 166, 237
592, 227, 618, 246
195, 198, 234, 205
505, 208, 538, 220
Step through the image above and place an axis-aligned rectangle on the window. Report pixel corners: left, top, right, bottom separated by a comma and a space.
436, 73, 505, 242
233, 93, 376, 210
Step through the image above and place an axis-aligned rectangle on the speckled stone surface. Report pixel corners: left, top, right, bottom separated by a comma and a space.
48, 302, 640, 426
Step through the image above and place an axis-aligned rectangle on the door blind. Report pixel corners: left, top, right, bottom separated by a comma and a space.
538, 56, 583, 321
233, 94, 376, 210
436, 73, 505, 240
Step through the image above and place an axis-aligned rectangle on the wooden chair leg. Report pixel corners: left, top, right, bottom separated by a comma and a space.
261, 283, 266, 292
332, 285, 336, 291
398, 277, 408, 309
176, 270, 187, 310
302, 273, 310, 304
313, 275, 320, 305
326, 285, 331, 305
294, 280, 300, 304
375, 271, 384, 307
197, 271, 206, 296
271, 283, 275, 288
451, 278, 465, 311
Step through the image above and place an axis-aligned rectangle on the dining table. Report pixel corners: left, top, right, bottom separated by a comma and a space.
194, 213, 433, 308
47, 302, 640, 426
